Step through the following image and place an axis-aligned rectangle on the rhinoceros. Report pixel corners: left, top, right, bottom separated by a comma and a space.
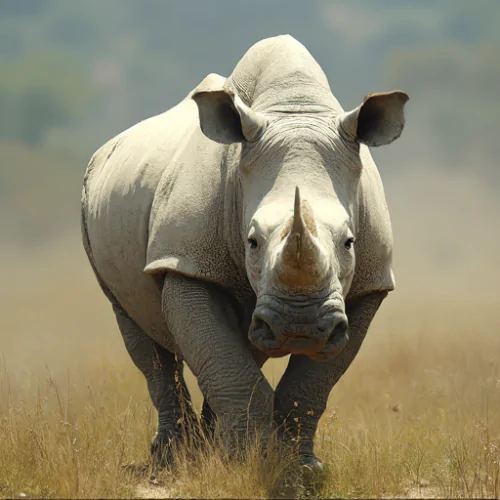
81, 35, 408, 471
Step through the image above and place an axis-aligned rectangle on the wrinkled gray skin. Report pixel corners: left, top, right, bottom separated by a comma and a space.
81, 35, 408, 471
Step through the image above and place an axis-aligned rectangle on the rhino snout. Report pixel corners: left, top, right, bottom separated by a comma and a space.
248, 302, 349, 360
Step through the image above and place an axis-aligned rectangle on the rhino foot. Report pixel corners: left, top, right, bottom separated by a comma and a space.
150, 428, 180, 469
300, 452, 323, 471
299, 454, 328, 494
268, 453, 327, 498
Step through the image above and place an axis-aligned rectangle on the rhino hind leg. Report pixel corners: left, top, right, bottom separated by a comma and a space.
114, 306, 197, 467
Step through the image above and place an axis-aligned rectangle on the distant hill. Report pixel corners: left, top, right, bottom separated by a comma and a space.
1, 0, 499, 168
1, 1, 499, 252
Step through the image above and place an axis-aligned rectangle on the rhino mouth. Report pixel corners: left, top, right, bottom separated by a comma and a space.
248, 302, 349, 360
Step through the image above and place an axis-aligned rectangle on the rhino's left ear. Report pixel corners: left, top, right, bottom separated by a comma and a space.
339, 91, 409, 147
191, 73, 267, 144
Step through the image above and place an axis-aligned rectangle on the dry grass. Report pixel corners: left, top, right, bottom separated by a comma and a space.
316, 300, 500, 499
2, 162, 500, 500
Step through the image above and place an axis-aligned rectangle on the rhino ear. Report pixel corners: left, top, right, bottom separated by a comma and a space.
192, 73, 267, 144
340, 91, 409, 147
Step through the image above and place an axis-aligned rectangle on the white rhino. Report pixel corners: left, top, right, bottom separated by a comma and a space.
81, 35, 407, 471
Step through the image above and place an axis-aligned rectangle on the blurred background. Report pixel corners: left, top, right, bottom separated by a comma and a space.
1, 0, 499, 401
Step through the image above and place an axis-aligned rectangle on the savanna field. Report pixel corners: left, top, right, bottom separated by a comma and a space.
1, 244, 500, 498
1, 144, 500, 499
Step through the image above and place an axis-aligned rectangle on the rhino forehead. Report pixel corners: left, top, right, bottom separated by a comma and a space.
239, 118, 362, 223
243, 115, 361, 170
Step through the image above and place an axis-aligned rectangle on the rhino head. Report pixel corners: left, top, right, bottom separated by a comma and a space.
192, 52, 408, 361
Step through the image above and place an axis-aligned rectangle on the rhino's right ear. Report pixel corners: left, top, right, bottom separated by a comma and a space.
192, 73, 267, 144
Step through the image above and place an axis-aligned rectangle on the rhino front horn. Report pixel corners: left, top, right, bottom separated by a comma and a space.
276, 187, 329, 288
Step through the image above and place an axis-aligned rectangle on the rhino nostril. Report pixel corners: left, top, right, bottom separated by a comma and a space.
257, 319, 276, 341
327, 315, 348, 345
250, 317, 277, 345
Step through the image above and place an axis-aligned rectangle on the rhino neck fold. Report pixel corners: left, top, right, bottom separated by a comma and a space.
222, 144, 252, 301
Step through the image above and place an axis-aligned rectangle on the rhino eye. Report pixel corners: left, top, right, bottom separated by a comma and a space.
344, 237, 355, 250
248, 237, 259, 250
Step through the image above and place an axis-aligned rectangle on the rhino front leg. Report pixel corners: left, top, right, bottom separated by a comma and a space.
200, 345, 269, 439
162, 273, 274, 454
273, 291, 388, 471
114, 306, 197, 467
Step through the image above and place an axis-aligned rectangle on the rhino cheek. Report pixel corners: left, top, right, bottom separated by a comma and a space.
245, 261, 261, 294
